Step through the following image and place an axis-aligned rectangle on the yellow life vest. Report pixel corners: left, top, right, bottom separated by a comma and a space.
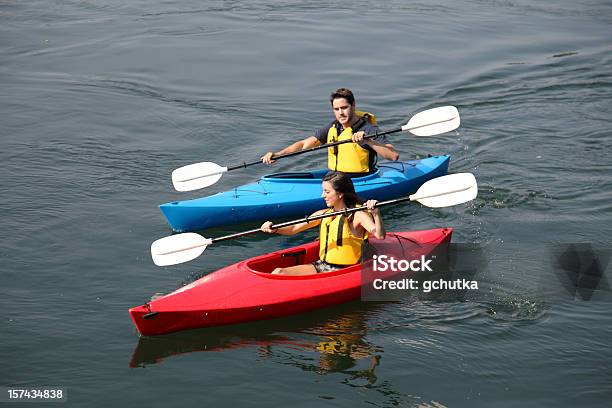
355, 110, 377, 125
319, 209, 368, 265
327, 111, 377, 174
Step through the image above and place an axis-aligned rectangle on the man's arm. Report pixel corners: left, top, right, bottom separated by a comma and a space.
261, 136, 321, 164
365, 139, 400, 161
352, 131, 400, 161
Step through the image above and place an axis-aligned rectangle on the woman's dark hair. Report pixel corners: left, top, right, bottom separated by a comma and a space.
322, 171, 361, 208
330, 88, 355, 106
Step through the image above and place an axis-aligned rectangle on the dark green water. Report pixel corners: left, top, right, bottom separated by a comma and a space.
1, 1, 611, 406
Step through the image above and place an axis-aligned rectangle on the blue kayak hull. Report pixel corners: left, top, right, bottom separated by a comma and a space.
160, 155, 450, 232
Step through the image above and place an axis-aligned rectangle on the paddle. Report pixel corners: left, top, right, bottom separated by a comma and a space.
151, 172, 477, 266
171, 106, 460, 192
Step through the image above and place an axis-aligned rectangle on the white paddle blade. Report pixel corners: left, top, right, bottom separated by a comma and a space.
410, 173, 477, 208
172, 162, 228, 192
151, 233, 212, 266
402, 106, 460, 136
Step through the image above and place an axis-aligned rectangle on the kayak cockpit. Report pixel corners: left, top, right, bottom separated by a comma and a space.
261, 168, 383, 183
264, 172, 317, 179
263, 170, 326, 180
245, 241, 361, 279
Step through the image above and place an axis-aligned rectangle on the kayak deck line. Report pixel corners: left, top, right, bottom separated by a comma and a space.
130, 228, 453, 336
377, 160, 417, 172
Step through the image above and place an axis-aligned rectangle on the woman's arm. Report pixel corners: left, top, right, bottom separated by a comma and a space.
354, 200, 386, 239
260, 209, 325, 235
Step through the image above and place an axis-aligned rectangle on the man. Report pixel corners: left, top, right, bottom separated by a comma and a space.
261, 88, 399, 177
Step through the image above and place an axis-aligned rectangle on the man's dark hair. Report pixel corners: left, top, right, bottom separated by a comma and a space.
330, 88, 355, 106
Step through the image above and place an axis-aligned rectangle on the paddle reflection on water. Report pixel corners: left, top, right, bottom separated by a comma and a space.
130, 301, 382, 384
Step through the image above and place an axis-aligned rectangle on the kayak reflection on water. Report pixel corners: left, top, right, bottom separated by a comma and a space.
130, 302, 382, 384
260, 171, 385, 276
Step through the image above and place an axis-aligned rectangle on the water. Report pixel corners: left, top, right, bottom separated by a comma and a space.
1, 0, 611, 406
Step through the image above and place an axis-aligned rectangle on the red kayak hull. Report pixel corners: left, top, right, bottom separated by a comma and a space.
130, 228, 452, 336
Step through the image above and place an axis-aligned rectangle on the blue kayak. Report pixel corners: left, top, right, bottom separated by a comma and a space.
160, 155, 450, 232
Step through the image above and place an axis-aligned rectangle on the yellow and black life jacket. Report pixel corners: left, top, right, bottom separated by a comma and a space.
327, 111, 377, 174
319, 209, 368, 265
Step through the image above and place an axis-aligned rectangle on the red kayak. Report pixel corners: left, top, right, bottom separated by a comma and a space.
130, 228, 452, 336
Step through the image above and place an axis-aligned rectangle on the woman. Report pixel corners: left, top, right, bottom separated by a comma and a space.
260, 171, 385, 275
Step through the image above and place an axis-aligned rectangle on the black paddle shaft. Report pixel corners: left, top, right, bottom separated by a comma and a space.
227, 127, 403, 171
210, 195, 413, 244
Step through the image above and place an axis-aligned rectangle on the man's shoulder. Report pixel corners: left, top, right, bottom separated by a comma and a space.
320, 120, 336, 131
359, 122, 379, 133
